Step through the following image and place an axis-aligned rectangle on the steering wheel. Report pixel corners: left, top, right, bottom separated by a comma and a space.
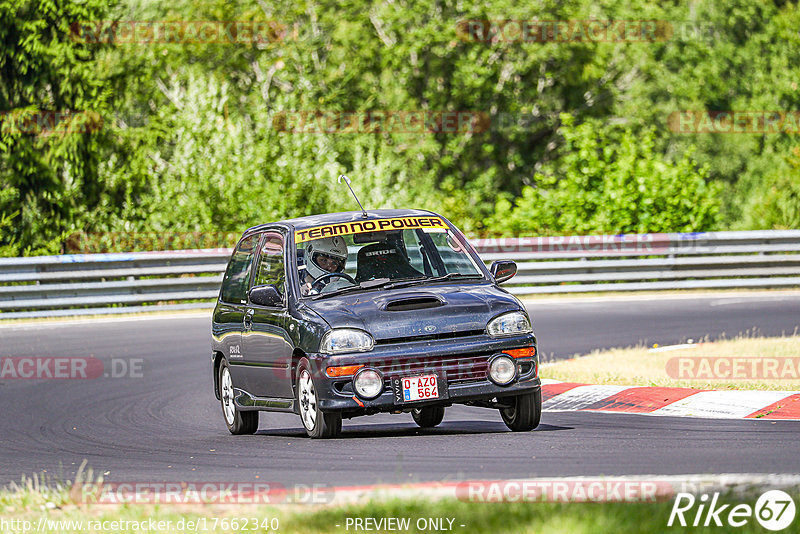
311, 272, 358, 293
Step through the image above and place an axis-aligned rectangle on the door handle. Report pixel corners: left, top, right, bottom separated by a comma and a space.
243, 309, 254, 330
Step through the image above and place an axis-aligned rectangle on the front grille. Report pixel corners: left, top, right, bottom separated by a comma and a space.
375, 329, 485, 346
373, 352, 490, 384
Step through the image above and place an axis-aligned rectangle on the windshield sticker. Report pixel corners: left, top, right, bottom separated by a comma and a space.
295, 217, 448, 243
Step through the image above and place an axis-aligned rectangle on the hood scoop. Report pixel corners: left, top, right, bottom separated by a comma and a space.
384, 295, 444, 312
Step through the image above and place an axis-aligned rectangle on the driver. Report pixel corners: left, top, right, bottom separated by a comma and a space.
301, 236, 349, 295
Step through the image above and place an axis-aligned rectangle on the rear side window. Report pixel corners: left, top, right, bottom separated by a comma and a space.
253, 234, 286, 296
220, 234, 260, 304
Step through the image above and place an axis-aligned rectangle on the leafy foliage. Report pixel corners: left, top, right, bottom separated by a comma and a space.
0, 0, 797, 255
0, 0, 115, 254
738, 146, 800, 230
489, 115, 720, 235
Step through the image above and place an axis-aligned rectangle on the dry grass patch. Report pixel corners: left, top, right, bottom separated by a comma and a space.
542, 336, 800, 390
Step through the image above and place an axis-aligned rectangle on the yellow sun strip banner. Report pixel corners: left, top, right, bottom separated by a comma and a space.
295, 217, 448, 243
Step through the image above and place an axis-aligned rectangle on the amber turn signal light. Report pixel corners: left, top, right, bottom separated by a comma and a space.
503, 347, 536, 359
325, 364, 365, 377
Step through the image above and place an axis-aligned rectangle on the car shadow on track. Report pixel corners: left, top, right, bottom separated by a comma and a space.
255, 421, 572, 439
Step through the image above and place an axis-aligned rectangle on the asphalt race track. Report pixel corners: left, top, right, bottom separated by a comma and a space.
529, 292, 800, 360
1, 292, 799, 486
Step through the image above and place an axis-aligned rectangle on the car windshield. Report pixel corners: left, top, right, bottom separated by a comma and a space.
295, 224, 483, 297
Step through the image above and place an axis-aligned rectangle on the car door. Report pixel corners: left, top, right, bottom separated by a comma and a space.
241, 232, 295, 399
217, 233, 261, 389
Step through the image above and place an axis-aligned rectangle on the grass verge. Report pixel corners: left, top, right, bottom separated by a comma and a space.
542, 335, 800, 390
2, 482, 798, 534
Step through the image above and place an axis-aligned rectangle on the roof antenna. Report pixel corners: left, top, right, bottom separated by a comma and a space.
338, 174, 368, 219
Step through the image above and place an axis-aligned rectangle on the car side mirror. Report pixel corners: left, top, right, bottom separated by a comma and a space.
490, 260, 517, 284
249, 285, 283, 307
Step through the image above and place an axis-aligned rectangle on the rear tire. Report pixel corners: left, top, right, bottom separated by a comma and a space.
296, 358, 342, 439
218, 360, 259, 435
411, 406, 445, 428
500, 389, 541, 432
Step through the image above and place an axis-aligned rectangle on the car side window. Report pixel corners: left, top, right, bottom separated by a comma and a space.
253, 234, 286, 296
428, 231, 480, 275
220, 234, 260, 304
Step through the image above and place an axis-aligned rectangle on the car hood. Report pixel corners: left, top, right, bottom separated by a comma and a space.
302, 282, 523, 341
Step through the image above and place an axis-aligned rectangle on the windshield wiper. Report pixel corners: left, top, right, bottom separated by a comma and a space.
383, 273, 483, 290
310, 278, 393, 300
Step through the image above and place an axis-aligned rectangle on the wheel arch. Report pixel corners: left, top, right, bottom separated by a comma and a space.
290, 348, 307, 393
213, 351, 225, 400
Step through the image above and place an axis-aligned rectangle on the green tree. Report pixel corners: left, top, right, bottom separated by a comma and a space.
94, 75, 443, 235
738, 146, 800, 230
615, 0, 800, 227
0, 0, 116, 255
489, 115, 720, 235
4, 0, 799, 256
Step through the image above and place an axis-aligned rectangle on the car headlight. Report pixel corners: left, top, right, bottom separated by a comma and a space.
353, 368, 383, 399
320, 328, 374, 354
487, 311, 532, 337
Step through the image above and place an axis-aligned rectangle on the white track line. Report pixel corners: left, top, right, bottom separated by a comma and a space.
650, 390, 798, 419
0, 311, 211, 330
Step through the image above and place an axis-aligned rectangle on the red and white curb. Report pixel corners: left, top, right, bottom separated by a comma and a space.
541, 379, 800, 420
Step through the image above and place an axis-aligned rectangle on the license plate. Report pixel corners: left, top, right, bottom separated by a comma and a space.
400, 374, 439, 402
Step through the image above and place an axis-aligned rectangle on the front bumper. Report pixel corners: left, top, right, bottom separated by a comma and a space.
307, 332, 540, 414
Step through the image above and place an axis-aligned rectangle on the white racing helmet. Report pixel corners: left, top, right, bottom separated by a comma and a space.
305, 236, 348, 279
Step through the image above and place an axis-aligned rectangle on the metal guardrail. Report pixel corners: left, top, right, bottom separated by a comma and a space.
471, 230, 800, 295
1, 230, 799, 318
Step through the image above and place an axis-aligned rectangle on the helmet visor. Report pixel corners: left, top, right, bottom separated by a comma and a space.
312, 251, 346, 273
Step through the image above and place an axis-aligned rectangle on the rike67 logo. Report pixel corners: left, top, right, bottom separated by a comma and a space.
668, 490, 796, 531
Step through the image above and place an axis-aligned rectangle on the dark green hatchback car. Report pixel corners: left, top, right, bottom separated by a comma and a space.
211, 209, 540, 438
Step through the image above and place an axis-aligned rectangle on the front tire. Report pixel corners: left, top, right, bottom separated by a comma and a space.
500, 389, 541, 432
218, 360, 259, 435
411, 406, 445, 428
296, 359, 341, 439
